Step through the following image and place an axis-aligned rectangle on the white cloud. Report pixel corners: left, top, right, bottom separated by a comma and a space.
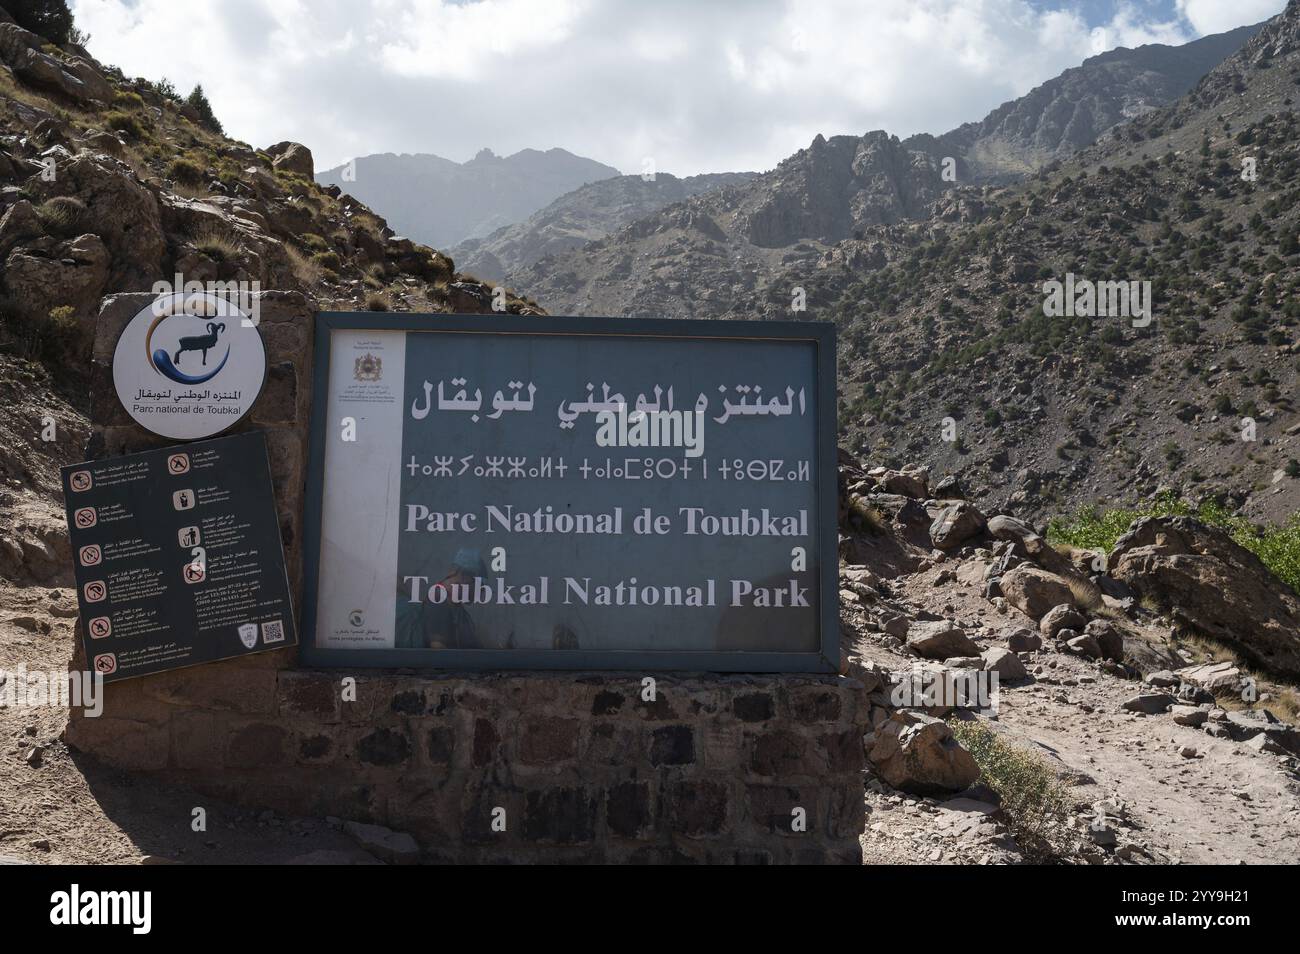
1178, 0, 1285, 36
69, 0, 1277, 178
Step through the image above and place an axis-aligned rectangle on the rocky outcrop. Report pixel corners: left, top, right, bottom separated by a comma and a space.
28, 150, 164, 288
266, 141, 314, 178
906, 621, 980, 659
998, 565, 1077, 619
929, 501, 986, 550
1109, 516, 1300, 677
867, 710, 981, 796
0, 23, 113, 105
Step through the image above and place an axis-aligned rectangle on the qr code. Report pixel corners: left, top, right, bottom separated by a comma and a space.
261, 619, 285, 643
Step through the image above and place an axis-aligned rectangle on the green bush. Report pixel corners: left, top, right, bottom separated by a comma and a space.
1048, 493, 1300, 595
104, 111, 146, 139
34, 195, 86, 238
112, 90, 145, 110
947, 720, 1072, 861
166, 157, 206, 186
311, 250, 342, 271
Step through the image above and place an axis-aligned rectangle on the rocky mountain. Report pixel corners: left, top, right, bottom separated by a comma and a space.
316, 147, 620, 250
511, 21, 1265, 320
508, 8, 1298, 527
934, 23, 1263, 182
450, 170, 757, 284
0, 10, 542, 582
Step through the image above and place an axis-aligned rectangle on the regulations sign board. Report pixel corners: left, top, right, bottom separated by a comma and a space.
301, 313, 837, 672
61, 430, 297, 682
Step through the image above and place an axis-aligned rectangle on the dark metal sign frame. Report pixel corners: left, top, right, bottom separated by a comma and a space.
299, 312, 839, 673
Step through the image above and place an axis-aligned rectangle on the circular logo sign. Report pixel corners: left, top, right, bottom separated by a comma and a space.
113, 292, 266, 440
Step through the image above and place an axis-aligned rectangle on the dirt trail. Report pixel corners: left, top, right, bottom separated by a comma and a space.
846, 560, 1300, 865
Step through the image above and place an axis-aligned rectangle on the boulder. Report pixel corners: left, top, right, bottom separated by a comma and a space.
1039, 603, 1085, 638
1066, 633, 1102, 659
1005, 628, 1042, 652
30, 153, 164, 286
266, 141, 314, 178
4, 233, 109, 316
1144, 670, 1180, 688
0, 199, 44, 257
867, 711, 980, 796
986, 514, 1079, 578
906, 621, 981, 659
929, 501, 986, 550
1000, 565, 1076, 619
1108, 516, 1300, 677
0, 23, 109, 105
877, 467, 929, 498
982, 647, 1028, 681
1170, 705, 1208, 727
1122, 693, 1175, 715
933, 475, 964, 499
1176, 661, 1242, 694
1083, 620, 1124, 663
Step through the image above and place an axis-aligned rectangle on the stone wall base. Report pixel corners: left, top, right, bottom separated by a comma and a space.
67, 662, 868, 863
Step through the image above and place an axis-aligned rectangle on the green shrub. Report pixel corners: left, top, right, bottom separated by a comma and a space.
947, 719, 1073, 861
104, 110, 145, 139
192, 226, 240, 262
35, 195, 86, 238
112, 90, 145, 110
166, 156, 206, 186
311, 250, 342, 271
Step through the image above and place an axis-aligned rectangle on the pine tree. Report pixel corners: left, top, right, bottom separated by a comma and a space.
8, 0, 75, 45
186, 84, 224, 135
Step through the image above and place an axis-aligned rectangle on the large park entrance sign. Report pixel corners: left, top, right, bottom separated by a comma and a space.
300, 314, 837, 672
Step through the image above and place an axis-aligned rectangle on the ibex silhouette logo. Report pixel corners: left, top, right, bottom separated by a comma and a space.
146, 314, 230, 384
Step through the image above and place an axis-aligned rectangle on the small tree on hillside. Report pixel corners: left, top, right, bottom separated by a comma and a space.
8, 0, 76, 45
186, 84, 224, 135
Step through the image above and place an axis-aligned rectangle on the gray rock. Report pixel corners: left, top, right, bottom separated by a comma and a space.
866, 711, 980, 796
982, 647, 1028, 681
1144, 670, 1180, 688
1083, 619, 1124, 662
906, 621, 981, 659
1039, 603, 1086, 638
1170, 705, 1209, 727
1066, 633, 1102, 659
1122, 692, 1175, 715
929, 501, 987, 550
1006, 628, 1042, 652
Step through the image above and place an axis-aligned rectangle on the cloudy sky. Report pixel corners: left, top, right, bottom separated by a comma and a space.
72, 0, 1286, 176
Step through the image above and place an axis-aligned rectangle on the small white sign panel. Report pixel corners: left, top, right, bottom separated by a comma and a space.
112, 293, 266, 440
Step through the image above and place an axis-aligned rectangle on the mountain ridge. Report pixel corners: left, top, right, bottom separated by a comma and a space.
316, 146, 620, 249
